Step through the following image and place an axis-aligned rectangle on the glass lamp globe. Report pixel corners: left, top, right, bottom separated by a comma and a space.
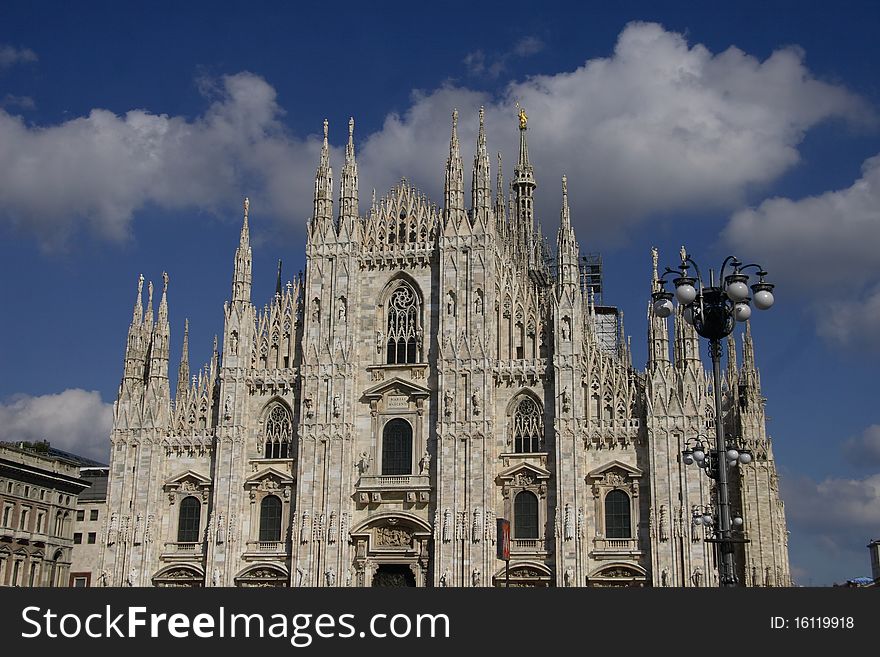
675, 283, 697, 304
693, 516, 703, 526
703, 514, 713, 525
727, 448, 740, 461
734, 303, 752, 322
733, 516, 744, 527
682, 452, 694, 465
697, 460, 706, 468
738, 452, 752, 464
693, 447, 705, 462
753, 289, 774, 310
654, 298, 674, 318
726, 280, 750, 302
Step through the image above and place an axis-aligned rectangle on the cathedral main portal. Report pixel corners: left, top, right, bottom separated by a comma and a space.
372, 564, 417, 587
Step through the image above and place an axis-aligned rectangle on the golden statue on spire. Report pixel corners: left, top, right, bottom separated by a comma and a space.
516, 102, 527, 130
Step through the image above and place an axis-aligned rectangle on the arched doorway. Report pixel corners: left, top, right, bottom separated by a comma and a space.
372, 564, 416, 587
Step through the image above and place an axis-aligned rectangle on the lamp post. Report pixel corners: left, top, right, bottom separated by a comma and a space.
652, 248, 774, 587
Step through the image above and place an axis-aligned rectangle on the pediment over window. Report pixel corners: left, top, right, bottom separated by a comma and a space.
244, 467, 295, 499
587, 460, 643, 483
163, 470, 212, 503
498, 462, 551, 484
362, 377, 431, 400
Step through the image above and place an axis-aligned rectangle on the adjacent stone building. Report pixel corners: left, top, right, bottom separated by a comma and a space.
0, 443, 91, 586
70, 466, 109, 586
98, 110, 791, 587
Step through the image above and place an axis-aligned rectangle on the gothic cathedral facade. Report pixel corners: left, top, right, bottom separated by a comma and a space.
100, 110, 791, 587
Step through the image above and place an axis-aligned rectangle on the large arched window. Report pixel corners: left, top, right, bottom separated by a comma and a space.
604, 490, 631, 539
382, 419, 413, 475
514, 491, 539, 539
385, 281, 420, 365
177, 496, 201, 543
513, 397, 543, 453
264, 403, 292, 459
259, 495, 282, 542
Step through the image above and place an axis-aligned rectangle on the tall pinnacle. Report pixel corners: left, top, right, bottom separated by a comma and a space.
312, 118, 334, 232
556, 175, 579, 289
444, 109, 465, 224
339, 116, 359, 229
175, 318, 190, 411
232, 197, 253, 304
494, 151, 506, 234
132, 273, 144, 325
157, 272, 169, 326
512, 105, 536, 261
472, 106, 491, 222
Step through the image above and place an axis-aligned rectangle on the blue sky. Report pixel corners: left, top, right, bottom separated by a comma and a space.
1, 0, 879, 586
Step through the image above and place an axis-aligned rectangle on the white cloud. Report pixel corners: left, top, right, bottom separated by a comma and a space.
724, 154, 880, 347
782, 470, 880, 583
372, 22, 870, 243
0, 72, 324, 248
0, 23, 872, 250
463, 35, 543, 79
0, 44, 37, 69
1, 94, 35, 110
513, 36, 544, 57
842, 424, 880, 468
0, 389, 112, 463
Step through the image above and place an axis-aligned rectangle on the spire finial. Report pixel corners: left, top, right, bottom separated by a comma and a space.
452, 108, 458, 130
244, 196, 249, 218
651, 247, 660, 293
162, 271, 168, 294
275, 259, 283, 297
348, 116, 354, 139
562, 174, 568, 198
133, 274, 144, 324
516, 102, 527, 130
479, 105, 485, 127
323, 118, 329, 141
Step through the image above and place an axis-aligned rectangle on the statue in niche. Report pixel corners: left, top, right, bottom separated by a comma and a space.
212, 567, 221, 587
691, 567, 703, 587
338, 298, 346, 322
419, 449, 431, 475
659, 505, 669, 542
333, 394, 341, 418
661, 568, 669, 587
446, 291, 456, 316
475, 292, 483, 315
229, 331, 238, 355
325, 567, 336, 587
562, 386, 571, 413
311, 298, 320, 322
561, 317, 571, 341
296, 567, 307, 587
98, 570, 110, 587
357, 451, 371, 474
471, 391, 480, 415
126, 567, 138, 587
304, 397, 314, 418
564, 567, 573, 587
439, 569, 450, 587
472, 568, 481, 587
444, 389, 454, 418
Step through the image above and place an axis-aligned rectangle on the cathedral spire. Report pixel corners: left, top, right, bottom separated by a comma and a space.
471, 106, 491, 226
647, 247, 670, 367
157, 272, 169, 326
338, 116, 359, 235
275, 259, 283, 298
556, 175, 579, 289
132, 273, 144, 326
175, 318, 190, 413
231, 197, 253, 305
444, 109, 465, 228
513, 105, 536, 263
311, 119, 334, 238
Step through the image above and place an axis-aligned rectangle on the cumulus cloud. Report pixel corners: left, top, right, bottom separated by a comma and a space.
724, 154, 880, 347
463, 35, 543, 78
0, 22, 872, 249
0, 72, 325, 248
782, 470, 880, 583
0, 389, 112, 463
374, 22, 870, 243
1, 94, 35, 110
0, 44, 38, 69
842, 424, 880, 468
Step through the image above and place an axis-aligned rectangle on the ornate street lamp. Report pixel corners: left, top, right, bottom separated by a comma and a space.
652, 248, 774, 587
